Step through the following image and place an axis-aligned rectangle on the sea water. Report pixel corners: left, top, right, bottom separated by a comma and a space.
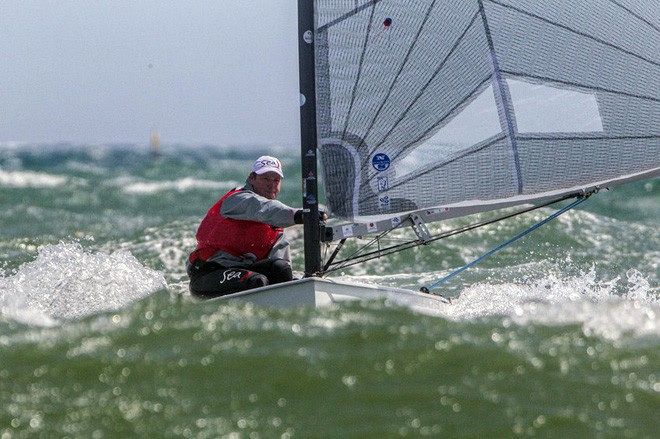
1, 143, 658, 438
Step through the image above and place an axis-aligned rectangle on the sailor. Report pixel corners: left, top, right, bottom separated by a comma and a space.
187, 155, 304, 298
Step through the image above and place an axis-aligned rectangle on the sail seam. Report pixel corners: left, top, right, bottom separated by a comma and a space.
479, 0, 523, 194
357, 74, 492, 197
366, 10, 482, 161
487, 0, 660, 68
368, 133, 660, 202
340, 4, 377, 143
606, 0, 660, 33
365, 133, 508, 198
500, 71, 660, 102
354, 0, 439, 156
388, 75, 492, 163
518, 134, 660, 141
318, 0, 384, 31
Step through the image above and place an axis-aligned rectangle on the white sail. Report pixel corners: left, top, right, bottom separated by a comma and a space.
212, 0, 658, 306
314, 0, 660, 227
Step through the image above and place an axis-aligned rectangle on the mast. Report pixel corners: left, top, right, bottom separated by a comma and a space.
298, 0, 322, 276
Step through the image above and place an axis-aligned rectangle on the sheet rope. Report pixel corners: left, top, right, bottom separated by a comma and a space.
421, 195, 591, 298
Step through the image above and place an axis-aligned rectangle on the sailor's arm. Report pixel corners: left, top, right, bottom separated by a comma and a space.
220, 191, 298, 228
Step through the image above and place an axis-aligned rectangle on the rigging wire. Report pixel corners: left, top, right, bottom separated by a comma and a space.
320, 193, 581, 276
420, 194, 591, 297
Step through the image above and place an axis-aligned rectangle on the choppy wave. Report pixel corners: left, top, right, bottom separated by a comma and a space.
2, 238, 657, 347
120, 177, 238, 194
0, 144, 657, 438
0, 169, 69, 188
0, 242, 166, 323
340, 262, 658, 341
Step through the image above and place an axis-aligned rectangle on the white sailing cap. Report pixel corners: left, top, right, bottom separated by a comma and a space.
252, 155, 283, 177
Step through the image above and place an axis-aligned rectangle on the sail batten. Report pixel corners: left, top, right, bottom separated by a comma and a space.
314, 0, 660, 225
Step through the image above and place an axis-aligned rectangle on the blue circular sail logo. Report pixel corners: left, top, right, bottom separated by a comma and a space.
372, 153, 391, 172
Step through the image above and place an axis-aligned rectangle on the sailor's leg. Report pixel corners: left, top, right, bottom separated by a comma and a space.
250, 258, 293, 284
188, 261, 268, 298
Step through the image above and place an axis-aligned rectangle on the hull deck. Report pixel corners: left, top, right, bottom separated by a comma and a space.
214, 277, 450, 316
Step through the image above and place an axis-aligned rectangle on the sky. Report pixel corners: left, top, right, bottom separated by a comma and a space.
0, 1, 301, 147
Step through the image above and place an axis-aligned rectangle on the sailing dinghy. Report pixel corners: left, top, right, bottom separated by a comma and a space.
219, 0, 659, 312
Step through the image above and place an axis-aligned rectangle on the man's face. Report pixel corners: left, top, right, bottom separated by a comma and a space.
249, 171, 282, 200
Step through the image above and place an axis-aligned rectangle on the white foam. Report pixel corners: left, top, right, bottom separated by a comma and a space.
340, 262, 658, 341
0, 242, 167, 323
442, 266, 658, 340
121, 177, 238, 194
0, 169, 68, 188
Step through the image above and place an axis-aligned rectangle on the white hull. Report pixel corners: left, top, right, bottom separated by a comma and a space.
215, 277, 450, 316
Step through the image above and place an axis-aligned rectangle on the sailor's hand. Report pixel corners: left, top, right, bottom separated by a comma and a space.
294, 209, 327, 224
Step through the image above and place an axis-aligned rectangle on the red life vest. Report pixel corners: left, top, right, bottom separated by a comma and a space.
190, 189, 282, 263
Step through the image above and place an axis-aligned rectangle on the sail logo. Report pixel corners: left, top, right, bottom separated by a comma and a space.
372, 153, 391, 172
379, 194, 390, 210
342, 224, 354, 237
377, 176, 389, 192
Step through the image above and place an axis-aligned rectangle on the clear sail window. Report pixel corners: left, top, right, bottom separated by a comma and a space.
507, 79, 604, 133
396, 85, 501, 176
